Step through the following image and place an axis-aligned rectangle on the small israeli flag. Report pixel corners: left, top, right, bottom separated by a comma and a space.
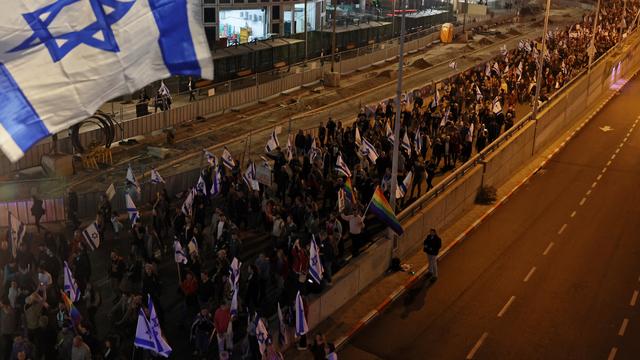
125, 193, 139, 227
475, 84, 483, 101
492, 62, 501, 76
63, 261, 80, 302
500, 44, 508, 56
335, 155, 352, 178
309, 235, 323, 284
277, 302, 288, 347
243, 162, 260, 191
395, 171, 413, 199
173, 240, 188, 264
181, 188, 194, 216
0, 0, 213, 162
148, 295, 172, 357
401, 132, 411, 153
361, 138, 379, 163
413, 129, 423, 155
150, 168, 165, 184
355, 126, 362, 147
431, 88, 440, 108
126, 165, 141, 193
448, 61, 457, 70
82, 222, 101, 251
134, 309, 156, 353
195, 175, 207, 195
265, 128, 280, 153
286, 134, 294, 161
222, 147, 235, 169
295, 291, 308, 336
385, 121, 395, 143
492, 97, 503, 114
229, 257, 241, 289
256, 317, 270, 355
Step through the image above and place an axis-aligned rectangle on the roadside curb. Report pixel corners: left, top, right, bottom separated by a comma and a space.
334, 70, 637, 351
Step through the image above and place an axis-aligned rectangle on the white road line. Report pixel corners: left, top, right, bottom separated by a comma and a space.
602, 167, 608, 174
591, 182, 597, 188
586, 190, 592, 196
608, 347, 618, 360
570, 211, 577, 218
631, 290, 639, 307
579, 197, 587, 206
498, 296, 516, 318
558, 224, 568, 235
543, 242, 555, 256
619, 318, 629, 336
611, 154, 617, 160
466, 332, 489, 359
615, 148, 620, 154
597, 174, 603, 180
607, 160, 612, 166
524, 267, 537, 282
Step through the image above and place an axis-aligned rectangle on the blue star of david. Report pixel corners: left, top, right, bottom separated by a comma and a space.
9, 0, 135, 62
257, 333, 266, 343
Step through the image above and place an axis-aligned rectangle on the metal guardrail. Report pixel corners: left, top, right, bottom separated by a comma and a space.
397, 28, 635, 223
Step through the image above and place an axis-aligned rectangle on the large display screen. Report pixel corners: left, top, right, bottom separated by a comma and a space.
219, 8, 267, 46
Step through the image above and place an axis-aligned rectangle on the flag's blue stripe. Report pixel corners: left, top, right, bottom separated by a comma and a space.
148, 0, 202, 77
0, 63, 50, 152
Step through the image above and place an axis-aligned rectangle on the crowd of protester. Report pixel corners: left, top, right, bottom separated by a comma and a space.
1, 1, 638, 359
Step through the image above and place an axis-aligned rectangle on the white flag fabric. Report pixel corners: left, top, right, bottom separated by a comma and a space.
385, 121, 395, 143
295, 291, 308, 336
126, 165, 141, 193
125, 193, 139, 227
150, 168, 165, 184
448, 61, 457, 69
63, 261, 80, 302
148, 295, 172, 357
158, 81, 171, 99
355, 126, 362, 147
230, 287, 239, 317
256, 317, 270, 355
277, 302, 288, 347
222, 148, 235, 169
361, 138, 379, 163
210, 168, 222, 196
181, 188, 194, 216
309, 235, 323, 283
8, 212, 25, 258
134, 309, 157, 353
229, 258, 241, 288
173, 240, 188, 264
431, 88, 440, 108
195, 175, 207, 195
413, 129, 423, 155
188, 236, 199, 256
492, 97, 503, 114
286, 134, 294, 161
243, 162, 260, 191
335, 155, 352, 178
0, 0, 213, 162
82, 222, 101, 251
401, 132, 411, 153
396, 171, 413, 198
265, 128, 280, 153
475, 84, 483, 101
492, 62, 501, 76
105, 183, 116, 201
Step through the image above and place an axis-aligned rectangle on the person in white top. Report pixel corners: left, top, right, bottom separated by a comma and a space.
340, 208, 365, 258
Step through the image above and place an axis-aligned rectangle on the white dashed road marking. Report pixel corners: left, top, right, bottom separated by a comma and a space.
466, 332, 489, 360
498, 296, 516, 318
618, 318, 629, 336
543, 242, 554, 256
523, 267, 536, 282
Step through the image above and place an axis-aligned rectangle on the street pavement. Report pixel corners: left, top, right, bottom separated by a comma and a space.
340, 64, 640, 359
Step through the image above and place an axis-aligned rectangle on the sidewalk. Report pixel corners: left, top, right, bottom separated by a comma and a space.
283, 71, 621, 360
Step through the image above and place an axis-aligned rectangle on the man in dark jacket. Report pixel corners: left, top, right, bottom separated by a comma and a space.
423, 229, 442, 281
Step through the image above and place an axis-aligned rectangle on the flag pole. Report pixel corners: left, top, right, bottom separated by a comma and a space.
363, 192, 375, 217
176, 261, 182, 284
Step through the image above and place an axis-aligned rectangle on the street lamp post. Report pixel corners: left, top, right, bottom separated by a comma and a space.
389, 0, 408, 213
331, 0, 337, 72
531, 0, 551, 121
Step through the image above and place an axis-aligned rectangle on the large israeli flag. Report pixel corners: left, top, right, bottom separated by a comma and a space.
0, 0, 213, 162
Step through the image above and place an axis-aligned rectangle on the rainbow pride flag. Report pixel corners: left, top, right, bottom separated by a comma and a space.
368, 187, 404, 235
344, 177, 356, 203
60, 290, 82, 327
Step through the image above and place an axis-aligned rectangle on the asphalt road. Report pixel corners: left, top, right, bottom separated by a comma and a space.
341, 68, 640, 359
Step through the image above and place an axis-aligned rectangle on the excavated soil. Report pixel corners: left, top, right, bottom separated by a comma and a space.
411, 58, 433, 69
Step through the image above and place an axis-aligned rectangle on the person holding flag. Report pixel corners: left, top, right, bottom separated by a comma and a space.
8, 211, 26, 258
265, 128, 280, 153
256, 316, 270, 355
210, 168, 222, 196
364, 186, 404, 236
221, 147, 236, 169
126, 164, 141, 195
361, 137, 379, 163
308, 235, 323, 284
63, 261, 81, 303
